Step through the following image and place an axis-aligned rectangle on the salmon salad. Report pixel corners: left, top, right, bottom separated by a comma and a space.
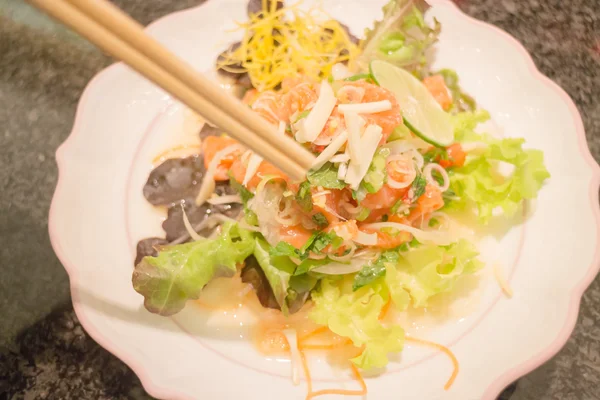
131, 0, 550, 397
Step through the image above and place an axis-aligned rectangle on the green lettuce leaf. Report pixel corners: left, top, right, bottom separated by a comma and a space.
132, 223, 255, 316
357, 0, 440, 77
449, 111, 550, 223
385, 239, 482, 309
253, 238, 296, 313
310, 277, 404, 369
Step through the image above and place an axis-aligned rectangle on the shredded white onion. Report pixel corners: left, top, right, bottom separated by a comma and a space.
170, 214, 231, 245
386, 155, 417, 189
354, 230, 378, 246
311, 259, 365, 275
327, 242, 357, 262
424, 163, 450, 192
282, 329, 302, 385
362, 222, 454, 246
195, 144, 243, 205
238, 219, 262, 233
207, 194, 243, 205
180, 203, 204, 242
421, 211, 451, 231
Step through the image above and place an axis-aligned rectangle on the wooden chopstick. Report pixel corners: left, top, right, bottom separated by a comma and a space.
28, 0, 315, 181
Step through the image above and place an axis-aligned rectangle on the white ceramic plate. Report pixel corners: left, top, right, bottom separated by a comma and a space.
49, 0, 600, 399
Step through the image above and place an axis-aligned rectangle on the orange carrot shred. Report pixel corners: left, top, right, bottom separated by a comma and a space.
299, 339, 353, 351
300, 351, 313, 395
306, 363, 367, 400
298, 326, 328, 342
378, 297, 392, 321
405, 337, 460, 390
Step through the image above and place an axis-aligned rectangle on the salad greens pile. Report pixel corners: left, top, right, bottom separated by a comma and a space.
132, 0, 550, 372
357, 0, 440, 77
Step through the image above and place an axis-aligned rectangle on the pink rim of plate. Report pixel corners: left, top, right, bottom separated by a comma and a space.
48, 1, 600, 399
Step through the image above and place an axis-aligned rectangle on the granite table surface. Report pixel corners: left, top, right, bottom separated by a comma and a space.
0, 0, 598, 399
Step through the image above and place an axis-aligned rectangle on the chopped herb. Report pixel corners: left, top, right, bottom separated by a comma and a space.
411, 175, 427, 199
312, 232, 335, 253
390, 199, 404, 215
344, 73, 373, 82
423, 147, 448, 164
228, 174, 254, 204
307, 162, 346, 189
296, 180, 313, 212
428, 218, 439, 227
352, 251, 400, 291
270, 241, 300, 258
312, 212, 329, 227
382, 214, 389, 222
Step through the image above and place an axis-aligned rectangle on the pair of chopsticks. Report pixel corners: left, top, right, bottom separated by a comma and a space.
28, 0, 315, 181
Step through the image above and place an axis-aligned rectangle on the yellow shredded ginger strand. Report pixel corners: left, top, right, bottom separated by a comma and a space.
218, 0, 360, 92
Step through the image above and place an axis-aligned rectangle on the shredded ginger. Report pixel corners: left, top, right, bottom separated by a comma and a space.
218, 0, 360, 91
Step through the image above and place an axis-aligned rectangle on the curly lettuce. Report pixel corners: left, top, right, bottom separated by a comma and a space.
357, 0, 440, 77
449, 111, 551, 223
310, 240, 482, 370
385, 240, 483, 309
133, 223, 255, 315
310, 278, 404, 369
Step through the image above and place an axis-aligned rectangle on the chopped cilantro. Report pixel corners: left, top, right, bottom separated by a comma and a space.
411, 175, 427, 199
307, 162, 346, 189
312, 213, 329, 228
296, 180, 313, 212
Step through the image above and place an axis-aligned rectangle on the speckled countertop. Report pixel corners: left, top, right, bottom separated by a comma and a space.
0, 0, 598, 399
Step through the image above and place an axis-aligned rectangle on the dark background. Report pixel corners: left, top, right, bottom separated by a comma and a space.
0, 0, 598, 399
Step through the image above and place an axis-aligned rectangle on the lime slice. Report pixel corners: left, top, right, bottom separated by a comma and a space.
369, 60, 454, 147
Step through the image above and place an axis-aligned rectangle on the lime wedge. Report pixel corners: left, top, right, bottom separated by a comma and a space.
369, 60, 454, 147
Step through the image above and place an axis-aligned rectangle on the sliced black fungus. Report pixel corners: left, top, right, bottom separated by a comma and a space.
247, 0, 284, 17
134, 237, 169, 266
142, 155, 205, 206
199, 124, 223, 140
241, 256, 280, 310
216, 41, 253, 91
217, 42, 243, 75
161, 183, 242, 242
